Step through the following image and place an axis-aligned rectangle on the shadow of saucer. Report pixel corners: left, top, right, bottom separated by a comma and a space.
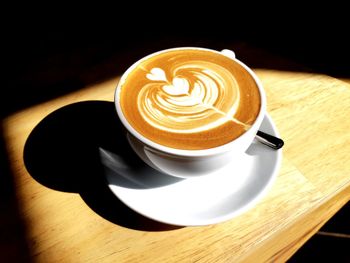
23, 101, 181, 231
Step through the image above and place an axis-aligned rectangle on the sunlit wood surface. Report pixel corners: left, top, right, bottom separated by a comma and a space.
3, 67, 350, 262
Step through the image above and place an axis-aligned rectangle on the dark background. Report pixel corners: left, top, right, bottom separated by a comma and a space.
2, 12, 349, 116
1, 11, 349, 262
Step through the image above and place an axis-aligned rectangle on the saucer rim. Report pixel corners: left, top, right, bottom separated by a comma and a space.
107, 113, 282, 226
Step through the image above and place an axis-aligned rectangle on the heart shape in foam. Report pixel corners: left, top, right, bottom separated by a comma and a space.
163, 77, 190, 96
146, 68, 167, 82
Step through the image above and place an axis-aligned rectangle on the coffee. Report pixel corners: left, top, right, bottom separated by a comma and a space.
118, 48, 261, 150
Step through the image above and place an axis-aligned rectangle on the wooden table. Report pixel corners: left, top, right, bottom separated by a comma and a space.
3, 67, 350, 262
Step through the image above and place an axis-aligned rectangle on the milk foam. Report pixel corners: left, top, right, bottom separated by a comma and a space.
138, 63, 248, 133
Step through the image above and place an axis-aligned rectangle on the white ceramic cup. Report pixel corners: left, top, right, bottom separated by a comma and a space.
115, 47, 266, 178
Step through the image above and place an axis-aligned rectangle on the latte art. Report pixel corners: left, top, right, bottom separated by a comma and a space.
119, 49, 261, 150
139, 65, 249, 134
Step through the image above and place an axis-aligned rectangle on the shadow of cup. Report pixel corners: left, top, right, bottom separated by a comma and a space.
23, 100, 181, 231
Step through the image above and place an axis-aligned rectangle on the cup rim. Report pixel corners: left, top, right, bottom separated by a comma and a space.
114, 47, 266, 157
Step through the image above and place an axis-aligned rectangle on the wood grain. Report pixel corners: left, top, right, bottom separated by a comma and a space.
3, 69, 350, 262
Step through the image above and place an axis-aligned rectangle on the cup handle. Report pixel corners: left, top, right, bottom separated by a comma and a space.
221, 49, 236, 59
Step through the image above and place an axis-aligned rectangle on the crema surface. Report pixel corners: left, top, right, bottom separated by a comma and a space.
119, 49, 261, 150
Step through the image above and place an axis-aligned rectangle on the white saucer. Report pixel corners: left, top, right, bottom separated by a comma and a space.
103, 114, 282, 226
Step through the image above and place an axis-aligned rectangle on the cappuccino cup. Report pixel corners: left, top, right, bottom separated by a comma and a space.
115, 47, 266, 178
